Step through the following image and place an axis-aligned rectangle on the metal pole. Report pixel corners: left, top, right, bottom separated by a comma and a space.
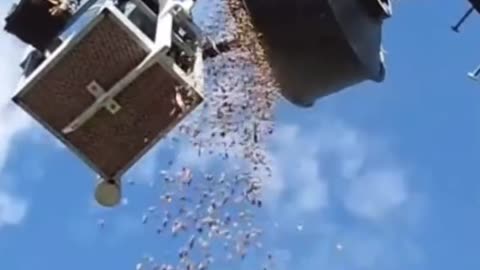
451, 6, 475, 32
468, 64, 480, 80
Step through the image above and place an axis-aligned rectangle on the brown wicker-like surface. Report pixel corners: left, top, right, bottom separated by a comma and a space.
14, 13, 202, 178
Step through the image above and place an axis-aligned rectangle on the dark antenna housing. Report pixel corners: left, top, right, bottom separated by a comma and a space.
238, 0, 392, 107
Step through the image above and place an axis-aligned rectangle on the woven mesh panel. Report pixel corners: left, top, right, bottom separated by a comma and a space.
15, 14, 202, 178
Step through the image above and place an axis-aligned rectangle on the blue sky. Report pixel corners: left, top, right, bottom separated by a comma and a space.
1, 0, 480, 269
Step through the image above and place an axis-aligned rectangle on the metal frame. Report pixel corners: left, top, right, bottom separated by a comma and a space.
15, 2, 154, 93
12, 1, 205, 180
116, 0, 204, 179
61, 1, 200, 134
130, 0, 157, 22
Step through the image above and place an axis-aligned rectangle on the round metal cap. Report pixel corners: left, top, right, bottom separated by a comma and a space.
94, 178, 121, 207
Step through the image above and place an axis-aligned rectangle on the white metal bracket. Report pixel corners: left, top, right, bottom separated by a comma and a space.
62, 81, 122, 134
86, 81, 122, 114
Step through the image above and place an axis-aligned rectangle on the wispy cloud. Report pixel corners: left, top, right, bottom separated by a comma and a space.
344, 168, 408, 221
0, 0, 35, 229
264, 118, 415, 216
0, 191, 27, 227
266, 123, 329, 214
261, 117, 426, 270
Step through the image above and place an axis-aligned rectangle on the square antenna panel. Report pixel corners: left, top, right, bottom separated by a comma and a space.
12, 6, 204, 179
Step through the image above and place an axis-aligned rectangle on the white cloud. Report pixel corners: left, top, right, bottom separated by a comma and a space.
0, 0, 35, 228
261, 117, 426, 270
266, 123, 329, 214
0, 191, 27, 227
344, 168, 408, 221
265, 118, 414, 221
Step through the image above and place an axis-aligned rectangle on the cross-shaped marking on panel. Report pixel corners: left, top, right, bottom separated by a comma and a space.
62, 80, 122, 134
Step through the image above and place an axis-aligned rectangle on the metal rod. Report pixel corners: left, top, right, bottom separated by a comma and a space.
451, 6, 475, 32
468, 64, 480, 80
